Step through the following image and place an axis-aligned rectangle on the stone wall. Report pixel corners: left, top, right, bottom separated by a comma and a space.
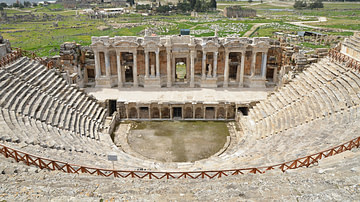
90, 35, 279, 88
224, 6, 256, 18
0, 34, 11, 59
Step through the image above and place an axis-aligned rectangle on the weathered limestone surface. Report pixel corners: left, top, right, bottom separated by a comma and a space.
0, 147, 359, 201
90, 36, 276, 88
0, 35, 360, 201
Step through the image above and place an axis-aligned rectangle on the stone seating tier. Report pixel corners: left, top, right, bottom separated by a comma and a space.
0, 57, 111, 157
242, 57, 360, 141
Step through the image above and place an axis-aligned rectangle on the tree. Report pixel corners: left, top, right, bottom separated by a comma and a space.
12, 2, 20, 7
24, 1, 32, 7
293, 0, 307, 9
156, 4, 171, 13
189, 0, 196, 9
127, 0, 135, 6
210, 0, 216, 9
0, 3, 7, 8
194, 0, 201, 12
177, 1, 192, 12
32, 2, 38, 7
309, 0, 323, 9
248, 0, 253, 3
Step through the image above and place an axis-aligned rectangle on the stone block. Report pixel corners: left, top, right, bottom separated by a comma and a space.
200, 77, 218, 88
144, 77, 161, 88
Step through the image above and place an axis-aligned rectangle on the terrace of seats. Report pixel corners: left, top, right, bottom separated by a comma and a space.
0, 57, 113, 163
341, 33, 360, 61
1, 38, 360, 174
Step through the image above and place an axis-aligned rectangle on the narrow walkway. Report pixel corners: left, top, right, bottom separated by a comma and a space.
85, 87, 272, 103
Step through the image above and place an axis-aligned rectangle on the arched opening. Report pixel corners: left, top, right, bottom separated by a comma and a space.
217, 107, 225, 119
175, 58, 186, 82
229, 52, 241, 81
173, 107, 182, 119
205, 107, 215, 119
139, 107, 149, 119
195, 107, 203, 119
184, 107, 193, 119
161, 107, 170, 119
151, 107, 160, 119
128, 107, 137, 119
238, 107, 249, 116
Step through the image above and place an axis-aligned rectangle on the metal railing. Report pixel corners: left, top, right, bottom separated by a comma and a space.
0, 48, 22, 67
0, 135, 359, 179
0, 48, 53, 69
329, 49, 360, 70
0, 48, 359, 179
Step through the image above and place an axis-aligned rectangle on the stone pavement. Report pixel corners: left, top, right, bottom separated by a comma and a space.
85, 87, 273, 103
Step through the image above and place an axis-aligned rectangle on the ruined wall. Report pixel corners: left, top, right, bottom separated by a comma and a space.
224, 6, 256, 18
0, 34, 11, 59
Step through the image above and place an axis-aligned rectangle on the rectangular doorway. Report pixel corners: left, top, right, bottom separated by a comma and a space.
108, 100, 117, 116
173, 107, 182, 119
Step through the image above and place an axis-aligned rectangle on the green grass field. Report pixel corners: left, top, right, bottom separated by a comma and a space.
1, 1, 358, 56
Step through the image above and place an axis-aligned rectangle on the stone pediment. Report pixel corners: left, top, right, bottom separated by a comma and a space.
142, 40, 160, 50
202, 40, 220, 49
224, 40, 247, 52
252, 41, 271, 51
114, 40, 139, 49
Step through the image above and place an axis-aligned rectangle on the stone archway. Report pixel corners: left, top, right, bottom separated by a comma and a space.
128, 107, 137, 119
151, 107, 160, 119
184, 107, 193, 119
205, 107, 215, 119
195, 107, 203, 119
161, 107, 170, 119
139, 107, 149, 119
217, 107, 225, 119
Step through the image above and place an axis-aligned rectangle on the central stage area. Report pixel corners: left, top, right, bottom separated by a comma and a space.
85, 87, 272, 103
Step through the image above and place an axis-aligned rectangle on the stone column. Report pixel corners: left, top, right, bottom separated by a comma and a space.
202, 51, 207, 80
203, 107, 206, 119
94, 50, 100, 78
190, 50, 195, 88
145, 51, 149, 78
215, 107, 218, 120
239, 51, 245, 87
133, 50, 138, 87
116, 51, 123, 87
251, 51, 257, 77
166, 49, 172, 87
261, 52, 268, 78
156, 50, 160, 78
223, 50, 229, 87
213, 51, 218, 77
159, 106, 162, 119
126, 106, 129, 119
170, 106, 173, 119
104, 50, 110, 77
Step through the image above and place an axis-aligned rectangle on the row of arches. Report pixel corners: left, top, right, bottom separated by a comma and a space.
126, 106, 234, 120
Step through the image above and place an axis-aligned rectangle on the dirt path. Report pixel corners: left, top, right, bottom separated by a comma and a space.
287, 17, 354, 32
242, 23, 269, 37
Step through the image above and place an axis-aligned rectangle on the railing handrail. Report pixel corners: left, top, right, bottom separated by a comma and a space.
0, 49, 359, 179
329, 49, 360, 71
0, 134, 359, 179
0, 48, 53, 69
